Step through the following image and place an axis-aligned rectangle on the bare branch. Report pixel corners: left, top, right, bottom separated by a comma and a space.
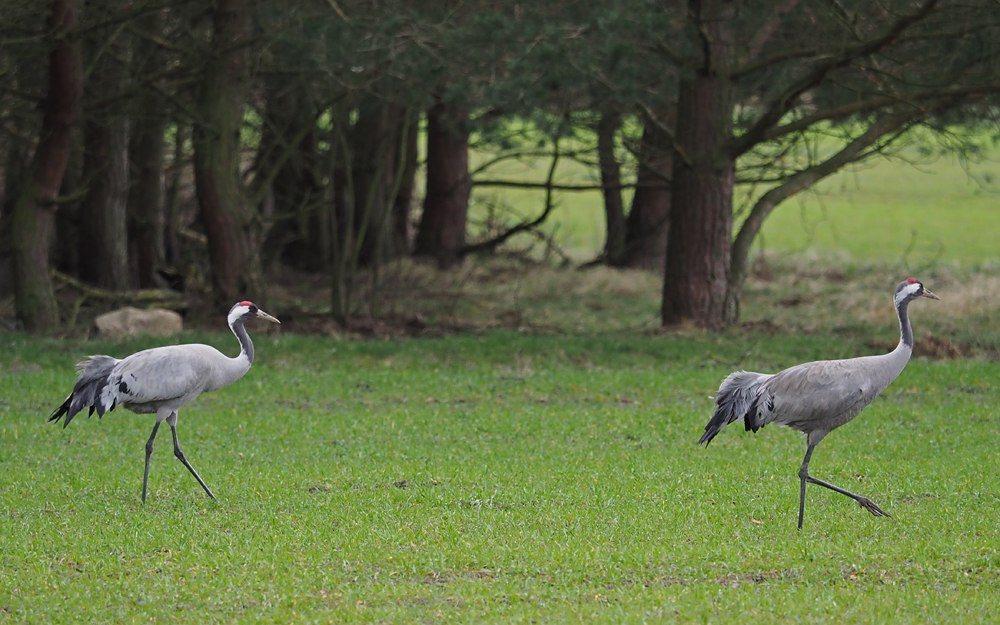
730, 0, 941, 158
460, 139, 563, 256
472, 179, 633, 192
744, 0, 801, 61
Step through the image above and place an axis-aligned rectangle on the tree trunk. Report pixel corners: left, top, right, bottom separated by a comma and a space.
79, 78, 131, 290
350, 99, 404, 268
127, 8, 166, 289
128, 116, 165, 288
53, 139, 82, 276
1, 141, 30, 263
623, 113, 673, 271
414, 101, 470, 269
596, 110, 627, 266
258, 77, 323, 270
329, 131, 352, 324
662, 0, 733, 327
392, 114, 419, 257
164, 122, 186, 269
662, 77, 733, 327
11, 0, 82, 331
193, 0, 262, 305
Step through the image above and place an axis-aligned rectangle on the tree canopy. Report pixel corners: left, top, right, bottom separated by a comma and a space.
1, 0, 999, 330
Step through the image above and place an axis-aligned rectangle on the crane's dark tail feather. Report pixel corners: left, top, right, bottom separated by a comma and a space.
698, 371, 769, 446
48, 355, 118, 428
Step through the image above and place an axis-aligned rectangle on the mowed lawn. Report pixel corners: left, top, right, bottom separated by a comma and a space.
2, 331, 999, 623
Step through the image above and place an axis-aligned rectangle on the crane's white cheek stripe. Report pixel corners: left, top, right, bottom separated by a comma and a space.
895, 283, 922, 306
227, 306, 250, 327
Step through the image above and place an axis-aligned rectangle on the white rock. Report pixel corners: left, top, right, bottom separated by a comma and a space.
94, 307, 183, 338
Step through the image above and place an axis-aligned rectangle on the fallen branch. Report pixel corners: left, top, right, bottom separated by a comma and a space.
51, 271, 187, 308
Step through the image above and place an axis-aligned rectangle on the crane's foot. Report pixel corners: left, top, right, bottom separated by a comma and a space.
170, 424, 216, 500
856, 496, 890, 518
805, 475, 891, 521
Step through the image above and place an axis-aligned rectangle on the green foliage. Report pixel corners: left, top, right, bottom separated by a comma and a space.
1, 331, 999, 622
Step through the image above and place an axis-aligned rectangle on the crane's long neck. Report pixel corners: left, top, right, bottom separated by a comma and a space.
207, 318, 254, 392
896, 298, 913, 351
882, 297, 915, 382
859, 297, 914, 394
232, 319, 255, 365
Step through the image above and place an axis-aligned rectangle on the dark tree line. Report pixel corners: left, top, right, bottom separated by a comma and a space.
2, 0, 1000, 332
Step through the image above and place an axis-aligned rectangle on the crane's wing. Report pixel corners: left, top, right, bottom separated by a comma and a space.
752, 360, 875, 431
48, 355, 120, 427
102, 346, 215, 408
699, 370, 772, 445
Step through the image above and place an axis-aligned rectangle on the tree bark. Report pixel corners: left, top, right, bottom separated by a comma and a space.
661, 0, 733, 327
623, 113, 673, 271
414, 101, 470, 269
78, 37, 131, 291
1, 141, 30, 262
53, 139, 82, 276
11, 0, 82, 331
392, 114, 419, 257
78, 116, 131, 290
596, 110, 627, 266
128, 115, 165, 288
164, 122, 186, 269
127, 8, 167, 289
193, 0, 262, 305
350, 99, 405, 267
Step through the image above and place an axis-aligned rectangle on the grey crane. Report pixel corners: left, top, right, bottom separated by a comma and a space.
699, 279, 939, 529
49, 301, 279, 502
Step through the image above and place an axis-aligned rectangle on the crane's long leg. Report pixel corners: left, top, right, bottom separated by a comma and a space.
142, 421, 161, 503
797, 444, 889, 530
170, 424, 216, 500
797, 445, 814, 530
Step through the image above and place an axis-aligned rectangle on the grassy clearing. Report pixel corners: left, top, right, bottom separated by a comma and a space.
473, 148, 1000, 266
1, 133, 997, 624
2, 328, 999, 623
755, 156, 1000, 264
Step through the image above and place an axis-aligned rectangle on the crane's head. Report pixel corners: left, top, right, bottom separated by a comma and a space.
894, 278, 940, 307
228, 301, 281, 327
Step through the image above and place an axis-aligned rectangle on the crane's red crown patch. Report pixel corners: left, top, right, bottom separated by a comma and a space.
238, 300, 253, 307
906, 278, 918, 284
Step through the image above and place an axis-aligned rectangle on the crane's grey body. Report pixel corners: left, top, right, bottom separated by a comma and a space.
716, 345, 910, 448
49, 302, 279, 502
699, 279, 939, 528
102, 343, 252, 416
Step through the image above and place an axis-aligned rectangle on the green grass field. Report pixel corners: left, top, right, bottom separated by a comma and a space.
2, 329, 999, 623
472, 148, 1000, 266
2, 145, 999, 622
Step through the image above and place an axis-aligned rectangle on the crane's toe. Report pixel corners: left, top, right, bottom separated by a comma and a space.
856, 496, 890, 518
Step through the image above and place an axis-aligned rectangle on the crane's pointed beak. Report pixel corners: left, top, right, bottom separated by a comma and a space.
921, 289, 940, 300
256, 310, 280, 323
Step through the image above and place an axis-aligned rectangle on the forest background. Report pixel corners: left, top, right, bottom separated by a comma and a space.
3, 0, 1000, 334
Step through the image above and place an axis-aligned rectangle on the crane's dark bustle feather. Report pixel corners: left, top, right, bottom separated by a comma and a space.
48, 355, 118, 427
744, 391, 773, 433
699, 370, 770, 445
